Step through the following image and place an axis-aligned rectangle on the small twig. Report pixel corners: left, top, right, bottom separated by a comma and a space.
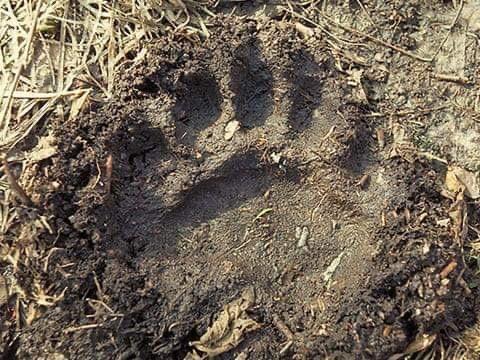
431, 0, 464, 62
272, 314, 294, 340
58, 1, 70, 94
355, 0, 378, 31
93, 156, 102, 188
279, 340, 294, 355
417, 152, 448, 164
315, 10, 433, 62
87, 298, 117, 314
320, 125, 336, 143
440, 260, 458, 279
356, 174, 370, 189
365, 105, 448, 118
232, 230, 253, 252
433, 73, 470, 85
281, 6, 369, 47
0, 89, 89, 99
376, 128, 385, 149
316, 2, 464, 64
43, 247, 63, 272
310, 192, 329, 222
63, 323, 102, 333
216, 229, 251, 261
93, 271, 104, 298
2, 158, 34, 207
310, 125, 337, 156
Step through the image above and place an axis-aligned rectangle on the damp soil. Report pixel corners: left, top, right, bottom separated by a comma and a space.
10, 5, 480, 360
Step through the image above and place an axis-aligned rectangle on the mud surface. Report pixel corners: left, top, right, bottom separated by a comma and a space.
7, 3, 480, 359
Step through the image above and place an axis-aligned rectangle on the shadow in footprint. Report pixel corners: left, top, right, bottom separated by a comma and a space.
286, 48, 324, 134
165, 165, 269, 231
125, 125, 168, 177
336, 103, 373, 176
172, 71, 222, 146
124, 150, 272, 258
230, 38, 274, 128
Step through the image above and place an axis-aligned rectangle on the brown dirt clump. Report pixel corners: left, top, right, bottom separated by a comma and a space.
5, 8, 478, 360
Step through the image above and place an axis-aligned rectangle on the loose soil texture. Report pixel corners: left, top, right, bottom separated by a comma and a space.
3, 3, 480, 360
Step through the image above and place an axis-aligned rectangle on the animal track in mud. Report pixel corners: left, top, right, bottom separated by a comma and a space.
117, 32, 368, 227
172, 71, 223, 146
18, 15, 477, 360
229, 38, 274, 128
111, 30, 377, 280
285, 49, 324, 133
104, 30, 381, 359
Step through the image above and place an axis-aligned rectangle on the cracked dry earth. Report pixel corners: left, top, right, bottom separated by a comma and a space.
14, 11, 476, 360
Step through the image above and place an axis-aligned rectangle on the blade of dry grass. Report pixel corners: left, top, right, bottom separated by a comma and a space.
0, 0, 42, 140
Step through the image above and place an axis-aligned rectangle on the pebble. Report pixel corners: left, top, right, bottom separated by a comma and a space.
296, 226, 309, 248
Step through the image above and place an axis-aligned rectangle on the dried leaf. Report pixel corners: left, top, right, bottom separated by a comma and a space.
388, 333, 437, 360
448, 190, 468, 243
389, 124, 416, 162
26, 302, 39, 325
189, 288, 260, 358
445, 166, 480, 199
28, 134, 57, 162
69, 90, 91, 121
295, 22, 314, 38
323, 251, 345, 284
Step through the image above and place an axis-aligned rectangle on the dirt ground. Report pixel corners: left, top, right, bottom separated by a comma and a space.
2, 1, 480, 359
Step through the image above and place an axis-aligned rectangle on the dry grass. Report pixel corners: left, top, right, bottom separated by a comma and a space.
0, 0, 217, 147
